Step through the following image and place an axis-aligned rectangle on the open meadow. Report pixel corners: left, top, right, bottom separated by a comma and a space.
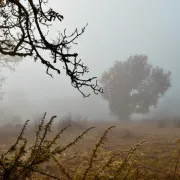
0, 116, 179, 180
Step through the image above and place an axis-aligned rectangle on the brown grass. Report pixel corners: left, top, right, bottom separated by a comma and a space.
0, 115, 179, 180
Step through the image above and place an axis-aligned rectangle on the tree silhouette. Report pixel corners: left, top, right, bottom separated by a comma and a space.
0, 0, 102, 97
0, 55, 21, 99
100, 55, 171, 121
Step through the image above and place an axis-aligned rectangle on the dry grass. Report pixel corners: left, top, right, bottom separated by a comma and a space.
0, 114, 179, 180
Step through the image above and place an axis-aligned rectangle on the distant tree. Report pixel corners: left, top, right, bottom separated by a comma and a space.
0, 55, 21, 99
0, 0, 102, 97
100, 55, 171, 121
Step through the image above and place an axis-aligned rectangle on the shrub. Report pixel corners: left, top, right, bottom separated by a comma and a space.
174, 120, 180, 128
0, 113, 179, 180
57, 114, 87, 131
0, 113, 147, 180
121, 129, 137, 139
157, 120, 167, 128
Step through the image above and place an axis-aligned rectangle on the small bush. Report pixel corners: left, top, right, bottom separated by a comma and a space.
121, 129, 137, 139
0, 113, 147, 180
0, 113, 179, 180
174, 120, 180, 128
157, 120, 167, 128
57, 114, 87, 131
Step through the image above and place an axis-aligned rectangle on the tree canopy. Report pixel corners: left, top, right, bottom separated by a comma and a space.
100, 55, 171, 121
0, 0, 102, 97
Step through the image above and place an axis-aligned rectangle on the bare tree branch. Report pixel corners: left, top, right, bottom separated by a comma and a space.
0, 0, 103, 97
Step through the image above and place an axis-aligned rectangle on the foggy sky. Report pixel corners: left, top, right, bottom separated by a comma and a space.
1, 0, 180, 121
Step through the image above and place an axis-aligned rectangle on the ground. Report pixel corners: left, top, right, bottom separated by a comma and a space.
0, 118, 179, 179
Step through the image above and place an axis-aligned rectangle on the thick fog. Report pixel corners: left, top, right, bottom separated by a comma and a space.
1, 0, 180, 122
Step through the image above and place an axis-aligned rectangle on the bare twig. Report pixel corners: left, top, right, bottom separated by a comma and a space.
0, 0, 103, 97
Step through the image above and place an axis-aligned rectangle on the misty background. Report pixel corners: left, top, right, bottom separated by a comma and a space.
1, 0, 180, 122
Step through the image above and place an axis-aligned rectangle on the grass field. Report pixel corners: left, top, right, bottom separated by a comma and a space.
0, 116, 179, 179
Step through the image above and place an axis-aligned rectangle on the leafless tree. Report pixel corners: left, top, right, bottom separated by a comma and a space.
0, 0, 103, 97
